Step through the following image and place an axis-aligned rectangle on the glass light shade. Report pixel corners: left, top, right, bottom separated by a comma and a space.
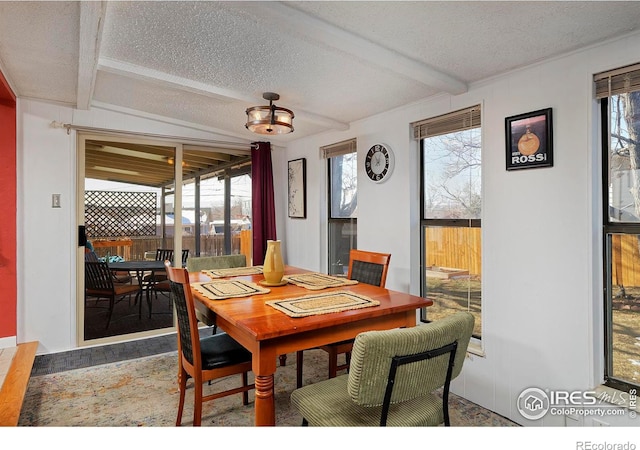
245, 105, 294, 135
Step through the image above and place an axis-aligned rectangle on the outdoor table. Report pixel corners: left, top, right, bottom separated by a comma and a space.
108, 260, 168, 319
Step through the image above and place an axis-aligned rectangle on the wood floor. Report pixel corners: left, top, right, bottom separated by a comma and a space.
0, 341, 37, 426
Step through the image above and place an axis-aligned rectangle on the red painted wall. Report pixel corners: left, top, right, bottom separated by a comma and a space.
0, 70, 16, 339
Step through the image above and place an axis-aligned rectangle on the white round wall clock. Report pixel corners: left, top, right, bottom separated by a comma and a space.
365, 143, 394, 183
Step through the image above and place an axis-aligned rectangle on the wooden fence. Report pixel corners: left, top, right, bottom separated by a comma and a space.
424, 227, 482, 276
91, 227, 483, 277
611, 234, 640, 288
92, 230, 253, 266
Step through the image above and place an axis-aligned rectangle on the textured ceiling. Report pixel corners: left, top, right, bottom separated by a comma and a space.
1, 1, 640, 145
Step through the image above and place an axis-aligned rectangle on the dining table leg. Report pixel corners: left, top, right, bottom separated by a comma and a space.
253, 348, 277, 426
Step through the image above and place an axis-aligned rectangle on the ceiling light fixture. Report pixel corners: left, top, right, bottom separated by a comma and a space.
167, 157, 186, 167
245, 92, 294, 135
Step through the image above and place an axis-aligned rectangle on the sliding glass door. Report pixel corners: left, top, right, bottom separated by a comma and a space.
79, 134, 179, 345
77, 133, 252, 346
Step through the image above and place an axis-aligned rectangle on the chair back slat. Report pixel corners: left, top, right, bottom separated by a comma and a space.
155, 249, 173, 262
155, 249, 189, 266
347, 249, 391, 288
85, 261, 115, 291
347, 311, 474, 407
165, 262, 199, 366
181, 249, 189, 265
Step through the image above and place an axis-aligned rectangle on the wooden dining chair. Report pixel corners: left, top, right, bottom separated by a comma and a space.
184, 254, 247, 333
296, 249, 391, 388
85, 260, 140, 329
164, 261, 254, 426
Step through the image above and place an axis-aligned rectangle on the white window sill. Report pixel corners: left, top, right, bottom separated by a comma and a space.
467, 340, 485, 357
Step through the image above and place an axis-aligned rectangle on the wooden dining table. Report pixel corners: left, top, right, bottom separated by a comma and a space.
189, 265, 433, 426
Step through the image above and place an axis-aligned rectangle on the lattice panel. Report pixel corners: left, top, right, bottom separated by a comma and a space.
85, 191, 157, 238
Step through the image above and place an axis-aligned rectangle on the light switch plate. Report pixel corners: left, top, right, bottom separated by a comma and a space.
52, 194, 61, 208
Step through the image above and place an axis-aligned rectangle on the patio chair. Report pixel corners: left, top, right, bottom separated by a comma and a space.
143, 248, 189, 310
165, 261, 254, 426
290, 311, 475, 426
296, 249, 391, 388
144, 249, 175, 282
85, 250, 132, 285
85, 260, 140, 329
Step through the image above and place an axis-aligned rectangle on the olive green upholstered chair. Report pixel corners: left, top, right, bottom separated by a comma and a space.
186, 254, 247, 273
185, 254, 247, 331
290, 311, 475, 427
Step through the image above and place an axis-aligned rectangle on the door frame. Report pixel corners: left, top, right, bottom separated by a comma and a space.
76, 132, 183, 346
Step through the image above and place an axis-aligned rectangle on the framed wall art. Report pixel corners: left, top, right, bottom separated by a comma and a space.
505, 108, 553, 171
288, 158, 306, 218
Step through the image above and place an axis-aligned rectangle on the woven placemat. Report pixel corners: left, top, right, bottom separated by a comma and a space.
265, 291, 379, 317
283, 272, 358, 290
191, 279, 270, 300
201, 266, 264, 278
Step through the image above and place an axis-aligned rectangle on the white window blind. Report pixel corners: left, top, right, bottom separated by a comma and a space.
411, 105, 481, 141
320, 138, 357, 159
594, 63, 640, 99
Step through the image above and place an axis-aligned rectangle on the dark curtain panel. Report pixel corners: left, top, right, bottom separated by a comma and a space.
251, 141, 277, 265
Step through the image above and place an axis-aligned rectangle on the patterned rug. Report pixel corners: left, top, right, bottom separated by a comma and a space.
18, 349, 517, 427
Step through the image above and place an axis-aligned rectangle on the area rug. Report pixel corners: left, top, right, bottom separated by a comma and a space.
18, 349, 517, 427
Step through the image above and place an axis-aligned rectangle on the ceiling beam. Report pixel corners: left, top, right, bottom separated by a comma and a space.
97, 58, 350, 132
77, 1, 107, 110
235, 2, 468, 95
98, 57, 256, 104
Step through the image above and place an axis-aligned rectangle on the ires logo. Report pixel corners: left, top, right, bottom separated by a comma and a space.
517, 387, 633, 421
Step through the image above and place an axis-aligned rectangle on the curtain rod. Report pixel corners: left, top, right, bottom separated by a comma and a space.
50, 121, 255, 150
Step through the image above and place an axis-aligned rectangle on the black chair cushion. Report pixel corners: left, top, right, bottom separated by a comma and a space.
199, 332, 252, 370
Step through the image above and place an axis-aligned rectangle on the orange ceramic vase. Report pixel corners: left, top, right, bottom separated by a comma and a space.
263, 240, 284, 284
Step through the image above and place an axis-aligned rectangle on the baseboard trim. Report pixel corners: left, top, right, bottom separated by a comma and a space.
0, 336, 17, 350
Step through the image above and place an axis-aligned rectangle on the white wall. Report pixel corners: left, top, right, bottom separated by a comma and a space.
16, 101, 251, 353
280, 32, 640, 426
17, 31, 640, 426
